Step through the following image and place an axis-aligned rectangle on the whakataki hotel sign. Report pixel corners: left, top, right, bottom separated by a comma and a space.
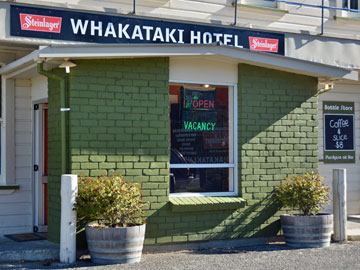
10, 5, 284, 55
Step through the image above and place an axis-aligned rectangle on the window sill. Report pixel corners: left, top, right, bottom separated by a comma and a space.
234, 3, 288, 14
169, 196, 245, 213
0, 185, 20, 195
334, 16, 360, 22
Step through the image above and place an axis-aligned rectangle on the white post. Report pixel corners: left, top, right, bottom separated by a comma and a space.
333, 169, 347, 242
60, 174, 78, 263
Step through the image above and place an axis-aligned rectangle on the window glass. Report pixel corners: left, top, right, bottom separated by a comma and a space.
241, 0, 277, 8
343, 0, 359, 9
169, 83, 234, 194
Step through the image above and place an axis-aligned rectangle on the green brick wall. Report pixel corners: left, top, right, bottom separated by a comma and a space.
237, 64, 318, 223
47, 77, 62, 243
47, 59, 318, 245
69, 58, 170, 243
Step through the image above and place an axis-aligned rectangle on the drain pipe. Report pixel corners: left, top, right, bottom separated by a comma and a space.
320, 0, 324, 35
233, 0, 238, 25
37, 62, 67, 174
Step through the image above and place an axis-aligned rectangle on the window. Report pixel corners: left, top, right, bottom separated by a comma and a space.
169, 83, 237, 196
0, 75, 2, 176
240, 0, 277, 8
339, 0, 360, 18
343, 0, 359, 9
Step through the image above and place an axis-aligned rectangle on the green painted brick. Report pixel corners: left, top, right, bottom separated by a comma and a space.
124, 156, 140, 162
134, 162, 150, 169
89, 155, 106, 162
150, 162, 166, 169
144, 169, 159, 175
99, 163, 116, 169
81, 163, 99, 169
125, 169, 143, 175
90, 170, 108, 176
48, 60, 318, 246
71, 155, 89, 162
157, 236, 172, 244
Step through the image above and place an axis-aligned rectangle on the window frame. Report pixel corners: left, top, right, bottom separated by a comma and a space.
0, 75, 4, 185
240, 0, 279, 9
337, 0, 360, 18
169, 80, 238, 198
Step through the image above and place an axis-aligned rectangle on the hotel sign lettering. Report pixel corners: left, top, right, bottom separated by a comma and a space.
10, 5, 284, 55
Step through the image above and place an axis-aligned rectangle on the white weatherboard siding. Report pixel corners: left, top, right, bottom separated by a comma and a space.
0, 79, 33, 235
318, 83, 360, 214
32, 76, 48, 102
170, 57, 238, 84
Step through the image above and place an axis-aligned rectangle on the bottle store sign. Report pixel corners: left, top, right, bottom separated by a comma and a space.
323, 101, 355, 163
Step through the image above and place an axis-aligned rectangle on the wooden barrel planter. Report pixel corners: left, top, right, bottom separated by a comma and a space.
280, 214, 333, 248
85, 224, 146, 264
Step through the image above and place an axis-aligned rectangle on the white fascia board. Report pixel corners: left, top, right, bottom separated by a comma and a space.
38, 43, 358, 81
0, 50, 39, 75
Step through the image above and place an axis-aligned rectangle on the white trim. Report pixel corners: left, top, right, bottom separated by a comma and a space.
233, 84, 238, 194
35, 44, 358, 81
6, 63, 38, 80
171, 192, 238, 198
0, 77, 4, 185
0, 51, 39, 75
38, 44, 357, 81
0, 44, 357, 81
33, 106, 40, 228
33, 102, 48, 230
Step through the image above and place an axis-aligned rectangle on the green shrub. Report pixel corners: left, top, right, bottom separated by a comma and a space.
75, 174, 148, 227
274, 171, 330, 216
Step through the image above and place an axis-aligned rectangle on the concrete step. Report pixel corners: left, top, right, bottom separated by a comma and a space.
347, 215, 360, 241
0, 237, 59, 262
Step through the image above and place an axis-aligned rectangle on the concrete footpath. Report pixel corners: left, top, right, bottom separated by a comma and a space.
0, 215, 359, 269
1, 241, 360, 270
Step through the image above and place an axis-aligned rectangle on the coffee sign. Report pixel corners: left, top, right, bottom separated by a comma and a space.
323, 101, 355, 163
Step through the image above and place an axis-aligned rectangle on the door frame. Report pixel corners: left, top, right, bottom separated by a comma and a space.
33, 101, 48, 232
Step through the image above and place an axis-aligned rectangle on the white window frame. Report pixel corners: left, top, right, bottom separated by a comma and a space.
169, 80, 238, 198
240, 0, 278, 9
0, 76, 3, 185
337, 0, 360, 18
0, 76, 16, 187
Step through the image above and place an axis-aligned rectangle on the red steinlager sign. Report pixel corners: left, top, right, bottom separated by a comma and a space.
20, 13, 62, 33
249, 36, 279, 53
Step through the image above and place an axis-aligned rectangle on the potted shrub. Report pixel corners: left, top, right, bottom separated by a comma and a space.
274, 171, 332, 248
76, 174, 149, 264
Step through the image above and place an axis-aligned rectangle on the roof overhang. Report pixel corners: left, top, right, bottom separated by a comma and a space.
0, 43, 358, 81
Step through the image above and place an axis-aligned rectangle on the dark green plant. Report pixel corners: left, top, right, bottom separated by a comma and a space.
75, 174, 148, 227
274, 171, 330, 216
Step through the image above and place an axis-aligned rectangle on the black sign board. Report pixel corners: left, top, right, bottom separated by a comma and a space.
323, 101, 355, 163
10, 5, 284, 55
324, 115, 354, 151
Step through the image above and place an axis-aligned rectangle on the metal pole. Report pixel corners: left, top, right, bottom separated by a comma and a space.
320, 0, 324, 35
133, 0, 136, 14
234, 0, 238, 25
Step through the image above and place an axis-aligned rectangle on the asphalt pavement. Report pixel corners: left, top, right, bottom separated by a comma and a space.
1, 241, 360, 270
